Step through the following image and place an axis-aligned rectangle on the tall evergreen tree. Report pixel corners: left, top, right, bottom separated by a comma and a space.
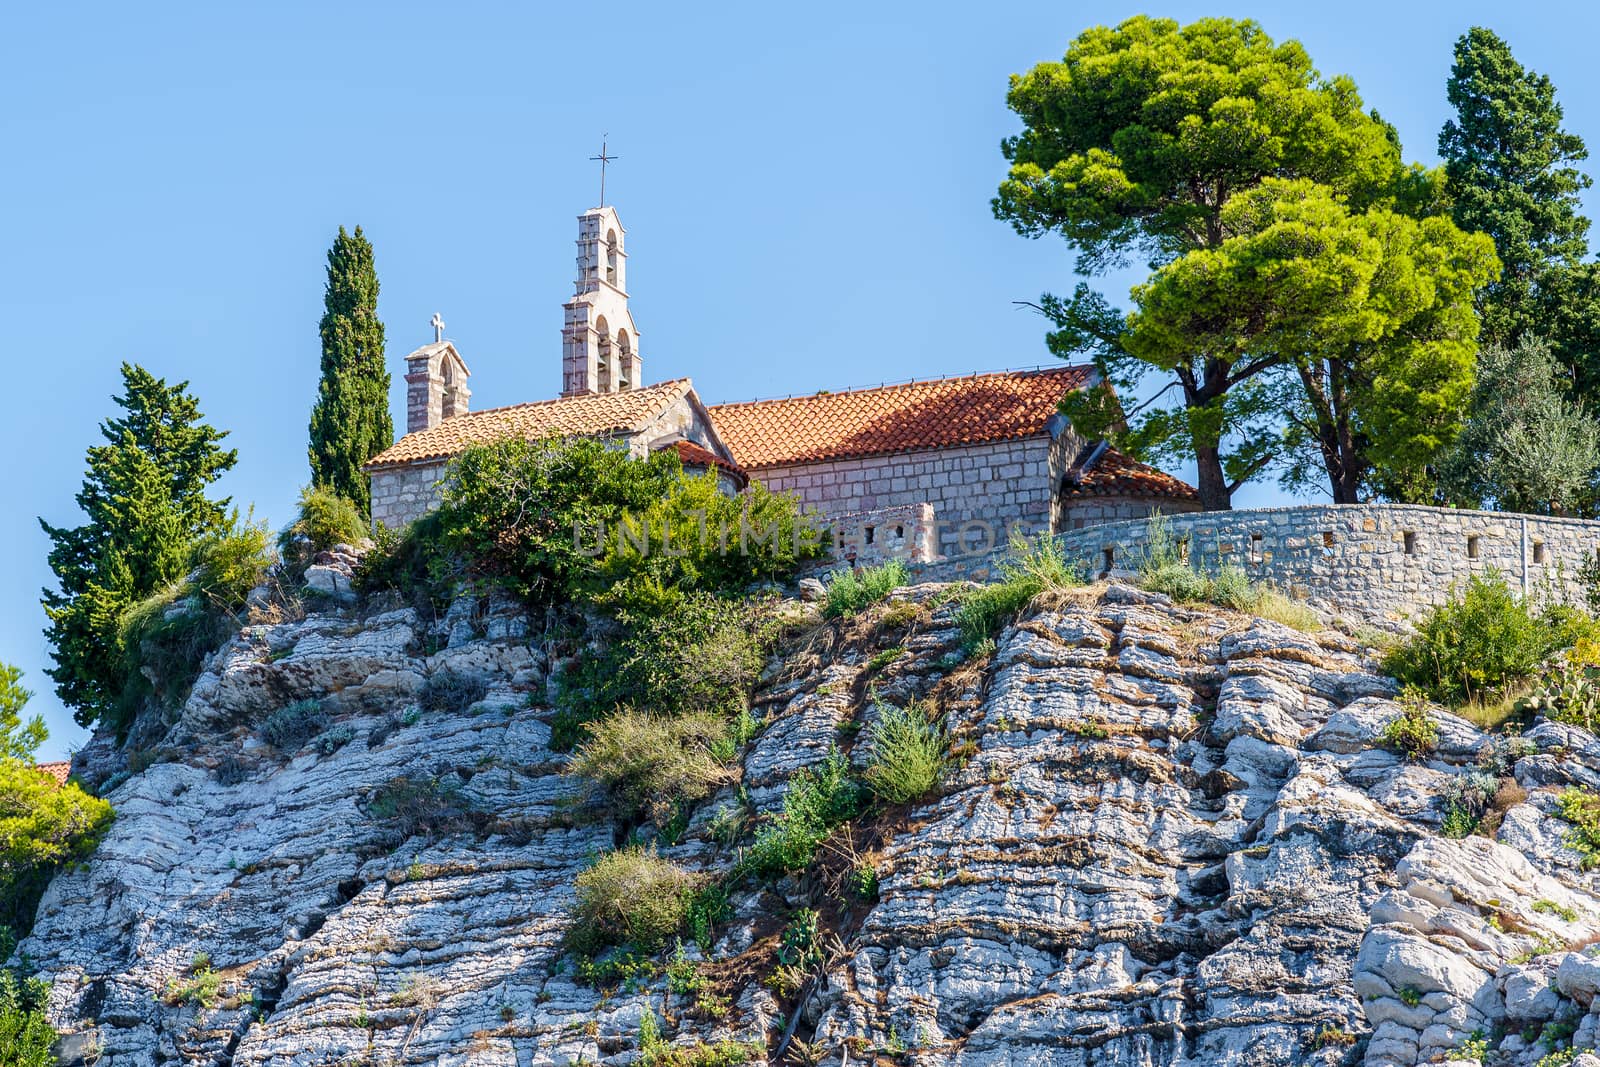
308, 226, 391, 516
39, 364, 236, 728
1440, 28, 1597, 378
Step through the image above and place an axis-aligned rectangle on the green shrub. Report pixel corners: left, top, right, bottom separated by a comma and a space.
190, 510, 275, 612
283, 485, 366, 552
1556, 787, 1600, 868
1378, 689, 1440, 761
743, 751, 862, 877
165, 953, 223, 1008
1208, 565, 1255, 611
115, 586, 232, 719
1140, 560, 1210, 602
1384, 571, 1575, 705
278, 485, 367, 572
366, 776, 474, 843
862, 702, 947, 804
956, 534, 1085, 652
0, 969, 55, 1066
568, 846, 695, 955
260, 698, 329, 751
419, 669, 489, 713
432, 437, 681, 603
571, 710, 735, 827
352, 511, 450, 611
589, 471, 826, 614
558, 594, 765, 741
823, 561, 908, 619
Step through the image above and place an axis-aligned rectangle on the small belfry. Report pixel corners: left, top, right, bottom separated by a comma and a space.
561, 204, 641, 396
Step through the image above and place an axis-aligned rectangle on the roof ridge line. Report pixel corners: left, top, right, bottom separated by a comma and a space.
419, 377, 693, 423
706, 364, 1088, 409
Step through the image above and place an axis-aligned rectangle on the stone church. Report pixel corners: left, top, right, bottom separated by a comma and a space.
364, 206, 1198, 561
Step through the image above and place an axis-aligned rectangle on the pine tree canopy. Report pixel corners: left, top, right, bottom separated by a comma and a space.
39, 364, 236, 728
308, 225, 391, 517
1440, 27, 1595, 356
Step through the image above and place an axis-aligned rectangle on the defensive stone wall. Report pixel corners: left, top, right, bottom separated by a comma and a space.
908, 503, 1600, 623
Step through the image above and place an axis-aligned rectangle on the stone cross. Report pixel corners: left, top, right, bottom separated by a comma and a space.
431, 313, 445, 343
589, 137, 618, 206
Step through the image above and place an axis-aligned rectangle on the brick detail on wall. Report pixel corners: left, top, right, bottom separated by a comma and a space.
907, 503, 1600, 624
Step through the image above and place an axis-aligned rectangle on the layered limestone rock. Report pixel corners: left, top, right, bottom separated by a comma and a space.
27, 582, 1600, 1065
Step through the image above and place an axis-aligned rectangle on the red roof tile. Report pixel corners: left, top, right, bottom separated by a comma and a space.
708, 366, 1096, 469
660, 440, 749, 489
1063, 444, 1198, 502
35, 761, 71, 786
365, 379, 697, 470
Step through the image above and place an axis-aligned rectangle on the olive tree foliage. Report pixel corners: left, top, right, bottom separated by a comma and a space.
994, 16, 1407, 509
1440, 340, 1600, 515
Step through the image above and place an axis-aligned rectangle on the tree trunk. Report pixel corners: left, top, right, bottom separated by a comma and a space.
1193, 442, 1233, 511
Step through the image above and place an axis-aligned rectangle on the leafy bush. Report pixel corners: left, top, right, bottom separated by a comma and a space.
431, 436, 682, 603
419, 669, 489, 713
0, 969, 55, 1066
862, 702, 947, 804
0, 668, 116, 938
278, 485, 367, 571
260, 698, 329, 752
823, 561, 908, 620
190, 510, 275, 611
568, 846, 695, 955
558, 594, 766, 741
1378, 689, 1439, 761
743, 751, 863, 877
1556, 786, 1600, 868
1384, 570, 1583, 705
572, 710, 735, 826
589, 471, 826, 614
957, 535, 1085, 652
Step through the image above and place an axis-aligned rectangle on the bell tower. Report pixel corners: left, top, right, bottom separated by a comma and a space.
561, 205, 641, 396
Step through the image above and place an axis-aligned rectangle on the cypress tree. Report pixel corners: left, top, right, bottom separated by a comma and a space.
40, 364, 236, 728
1439, 28, 1596, 369
308, 226, 391, 516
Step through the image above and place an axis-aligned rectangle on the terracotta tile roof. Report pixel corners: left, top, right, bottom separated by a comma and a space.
1062, 443, 1198, 502
365, 379, 696, 470
660, 440, 749, 490
707, 365, 1096, 469
35, 761, 71, 786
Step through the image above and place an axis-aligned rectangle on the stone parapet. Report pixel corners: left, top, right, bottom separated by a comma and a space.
908, 503, 1600, 624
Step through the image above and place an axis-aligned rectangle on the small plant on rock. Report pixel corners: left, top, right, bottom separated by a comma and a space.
260, 698, 329, 752
567, 845, 695, 955
1556, 787, 1600, 868
742, 750, 863, 877
824, 560, 909, 620
419, 669, 489, 713
1378, 689, 1439, 762
571, 709, 734, 827
861, 701, 947, 805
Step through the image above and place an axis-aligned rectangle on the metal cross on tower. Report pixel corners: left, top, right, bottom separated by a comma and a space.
431, 312, 445, 343
590, 137, 618, 206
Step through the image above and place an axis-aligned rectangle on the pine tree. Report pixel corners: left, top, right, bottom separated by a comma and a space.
1440, 28, 1595, 365
308, 226, 391, 516
39, 364, 236, 728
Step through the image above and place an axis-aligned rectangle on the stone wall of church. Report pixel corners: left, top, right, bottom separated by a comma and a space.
906, 503, 1600, 624
750, 432, 1080, 558
369, 461, 446, 531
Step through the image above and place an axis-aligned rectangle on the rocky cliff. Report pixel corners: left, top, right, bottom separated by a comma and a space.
28, 581, 1600, 1066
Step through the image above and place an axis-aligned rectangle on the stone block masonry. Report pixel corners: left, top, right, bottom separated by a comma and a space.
910, 503, 1600, 624
754, 434, 1076, 558
369, 461, 446, 531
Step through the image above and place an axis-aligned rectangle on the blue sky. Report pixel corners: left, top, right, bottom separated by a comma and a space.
5, 1, 1599, 759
